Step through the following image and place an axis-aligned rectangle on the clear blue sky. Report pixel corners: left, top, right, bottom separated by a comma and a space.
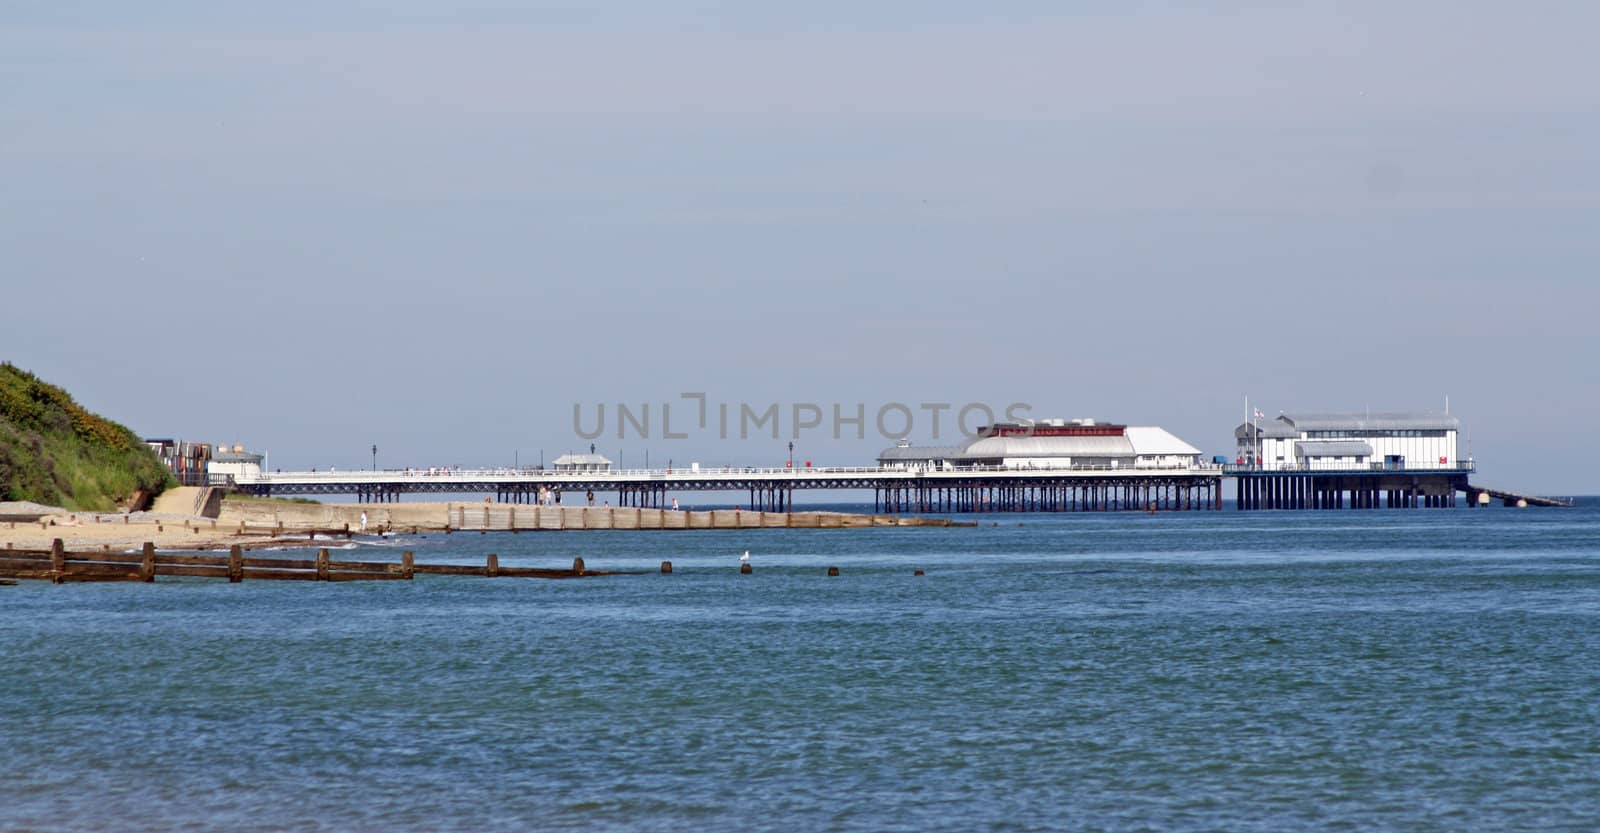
4, 2, 1597, 493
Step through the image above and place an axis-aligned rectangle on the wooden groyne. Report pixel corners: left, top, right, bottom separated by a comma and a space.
0, 539, 631, 584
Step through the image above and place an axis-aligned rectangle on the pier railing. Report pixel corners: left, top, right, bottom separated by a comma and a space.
239, 461, 1225, 485
1223, 460, 1476, 475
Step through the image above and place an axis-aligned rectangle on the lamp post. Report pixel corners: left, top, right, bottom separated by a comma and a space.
788, 441, 794, 469
371, 444, 377, 472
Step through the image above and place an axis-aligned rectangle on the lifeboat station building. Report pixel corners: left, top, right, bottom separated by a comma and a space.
1230, 412, 1473, 510
1234, 412, 1460, 470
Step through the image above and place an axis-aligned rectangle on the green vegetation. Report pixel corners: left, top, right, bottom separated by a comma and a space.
0, 362, 173, 511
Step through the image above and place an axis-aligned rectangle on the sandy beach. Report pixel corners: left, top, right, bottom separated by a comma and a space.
1, 488, 943, 554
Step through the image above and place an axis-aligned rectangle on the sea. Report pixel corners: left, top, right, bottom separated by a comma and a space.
4, 500, 1598, 833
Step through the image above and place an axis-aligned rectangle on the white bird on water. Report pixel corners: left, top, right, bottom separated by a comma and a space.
740, 550, 750, 562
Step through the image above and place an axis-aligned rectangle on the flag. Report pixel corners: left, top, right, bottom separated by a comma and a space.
1253, 408, 1265, 420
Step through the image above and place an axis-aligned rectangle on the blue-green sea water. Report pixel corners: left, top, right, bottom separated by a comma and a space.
4, 501, 1599, 832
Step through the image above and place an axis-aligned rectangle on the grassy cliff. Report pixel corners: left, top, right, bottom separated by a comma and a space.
0, 362, 173, 511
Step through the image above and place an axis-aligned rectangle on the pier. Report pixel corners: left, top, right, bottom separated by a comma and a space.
231, 464, 1227, 514
1227, 463, 1476, 510
1226, 462, 1573, 510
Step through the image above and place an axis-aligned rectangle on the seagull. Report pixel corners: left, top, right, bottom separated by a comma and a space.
740, 550, 750, 562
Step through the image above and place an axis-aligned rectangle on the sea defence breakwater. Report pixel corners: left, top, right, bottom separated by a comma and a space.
0, 540, 634, 584
220, 499, 966, 533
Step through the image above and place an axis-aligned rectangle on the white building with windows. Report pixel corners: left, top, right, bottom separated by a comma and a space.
1235, 413, 1461, 471
877, 419, 1205, 470
207, 446, 265, 483
876, 440, 964, 470
552, 453, 612, 472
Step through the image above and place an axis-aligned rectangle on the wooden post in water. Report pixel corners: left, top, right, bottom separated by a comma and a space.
228, 545, 244, 583
486, 553, 500, 577
50, 538, 65, 584
401, 551, 414, 580
827, 566, 840, 577
141, 542, 156, 582
740, 562, 753, 575
660, 561, 673, 574
572, 556, 586, 575
316, 548, 330, 581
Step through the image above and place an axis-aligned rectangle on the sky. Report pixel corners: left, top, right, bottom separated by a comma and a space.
4, 1, 1597, 494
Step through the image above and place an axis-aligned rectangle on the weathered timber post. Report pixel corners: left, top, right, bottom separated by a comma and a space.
50, 538, 65, 584
572, 556, 586, 575
228, 545, 244, 583
660, 561, 673, 574
827, 566, 840, 577
343, 523, 351, 539
740, 562, 753, 575
914, 569, 925, 577
141, 542, 156, 582
486, 553, 500, 577
316, 548, 331, 581
400, 551, 415, 580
